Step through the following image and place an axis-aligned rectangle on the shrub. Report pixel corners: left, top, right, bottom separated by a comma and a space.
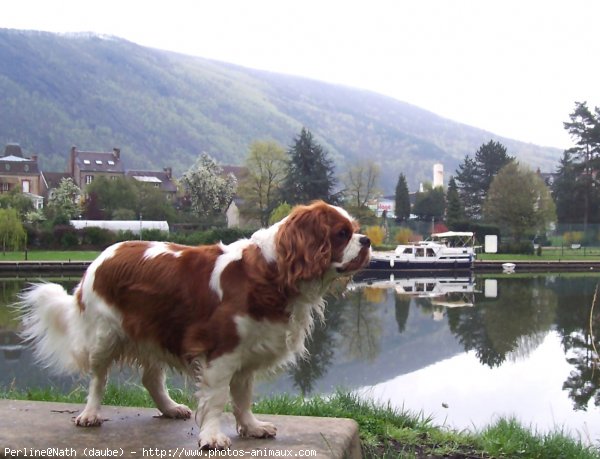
365, 226, 385, 247
81, 227, 116, 248
498, 241, 534, 255
394, 227, 413, 245
563, 231, 584, 245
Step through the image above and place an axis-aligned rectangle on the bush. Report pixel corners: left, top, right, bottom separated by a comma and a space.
498, 241, 534, 255
365, 226, 385, 247
563, 231, 584, 245
81, 227, 116, 248
394, 227, 413, 244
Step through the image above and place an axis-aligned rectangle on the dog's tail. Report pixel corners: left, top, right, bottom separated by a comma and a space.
17, 282, 87, 374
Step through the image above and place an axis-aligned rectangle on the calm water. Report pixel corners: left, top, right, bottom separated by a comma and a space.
1, 272, 599, 442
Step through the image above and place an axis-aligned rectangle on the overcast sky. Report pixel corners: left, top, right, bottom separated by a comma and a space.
2, 0, 598, 150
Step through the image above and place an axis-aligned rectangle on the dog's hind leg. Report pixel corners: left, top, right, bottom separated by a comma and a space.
142, 364, 192, 419
230, 370, 277, 438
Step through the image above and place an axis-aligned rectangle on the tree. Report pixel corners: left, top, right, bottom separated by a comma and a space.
0, 208, 27, 253
412, 183, 445, 221
484, 162, 556, 241
181, 153, 237, 220
445, 176, 465, 228
0, 188, 34, 220
282, 128, 338, 205
238, 140, 287, 227
455, 140, 514, 219
47, 177, 82, 220
551, 151, 586, 224
342, 160, 380, 209
394, 173, 411, 222
562, 101, 600, 228
85, 176, 138, 219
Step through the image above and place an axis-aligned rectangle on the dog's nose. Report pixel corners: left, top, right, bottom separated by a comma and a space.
359, 236, 371, 247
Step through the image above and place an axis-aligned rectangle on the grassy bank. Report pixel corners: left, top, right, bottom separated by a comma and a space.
2, 248, 600, 263
1, 250, 100, 261
1, 384, 597, 458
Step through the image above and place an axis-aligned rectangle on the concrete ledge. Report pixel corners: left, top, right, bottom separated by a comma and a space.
0, 399, 362, 458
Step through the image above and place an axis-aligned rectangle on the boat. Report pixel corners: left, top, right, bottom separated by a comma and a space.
350, 274, 475, 307
368, 231, 476, 272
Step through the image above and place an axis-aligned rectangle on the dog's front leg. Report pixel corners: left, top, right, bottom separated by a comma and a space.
193, 355, 237, 450
230, 370, 277, 438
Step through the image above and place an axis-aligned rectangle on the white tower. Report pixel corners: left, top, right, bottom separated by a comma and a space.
433, 163, 444, 188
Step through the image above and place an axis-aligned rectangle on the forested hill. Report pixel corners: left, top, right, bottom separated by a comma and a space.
0, 28, 561, 192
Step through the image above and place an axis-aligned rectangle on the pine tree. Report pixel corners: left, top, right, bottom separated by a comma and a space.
394, 173, 411, 222
455, 140, 513, 219
282, 128, 338, 205
562, 101, 600, 228
445, 177, 465, 229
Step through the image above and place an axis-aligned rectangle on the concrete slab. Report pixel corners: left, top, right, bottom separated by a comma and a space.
0, 399, 361, 458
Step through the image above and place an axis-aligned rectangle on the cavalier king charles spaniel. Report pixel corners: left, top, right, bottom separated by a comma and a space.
18, 201, 371, 449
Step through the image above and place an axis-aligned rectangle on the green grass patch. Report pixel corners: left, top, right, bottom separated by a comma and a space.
0, 250, 100, 261
2, 385, 598, 458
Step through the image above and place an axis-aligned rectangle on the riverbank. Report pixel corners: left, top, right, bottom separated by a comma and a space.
1, 385, 597, 458
2, 251, 600, 276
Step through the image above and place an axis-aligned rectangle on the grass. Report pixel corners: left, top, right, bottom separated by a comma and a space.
477, 246, 600, 261
1, 384, 598, 459
0, 250, 100, 261
2, 247, 600, 263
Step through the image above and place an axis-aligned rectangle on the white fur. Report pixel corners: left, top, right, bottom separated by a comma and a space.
143, 241, 182, 259
249, 217, 286, 263
210, 239, 251, 300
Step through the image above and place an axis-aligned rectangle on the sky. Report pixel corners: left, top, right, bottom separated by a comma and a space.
1, 0, 598, 150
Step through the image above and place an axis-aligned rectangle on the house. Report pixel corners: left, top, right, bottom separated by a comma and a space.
0, 144, 44, 209
68, 146, 125, 190
126, 167, 178, 201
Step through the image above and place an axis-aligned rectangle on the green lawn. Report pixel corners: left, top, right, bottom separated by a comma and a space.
0, 250, 100, 261
477, 246, 600, 261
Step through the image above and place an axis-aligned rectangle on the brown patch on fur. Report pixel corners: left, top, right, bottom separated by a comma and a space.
92, 241, 233, 361
75, 275, 85, 312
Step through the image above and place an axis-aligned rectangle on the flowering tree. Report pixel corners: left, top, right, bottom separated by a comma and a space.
48, 177, 82, 220
181, 153, 237, 219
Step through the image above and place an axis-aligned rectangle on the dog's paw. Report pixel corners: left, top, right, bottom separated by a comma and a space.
198, 432, 231, 450
239, 421, 277, 439
75, 411, 104, 427
161, 403, 192, 419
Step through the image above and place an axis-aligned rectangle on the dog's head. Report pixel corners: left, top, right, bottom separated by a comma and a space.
275, 201, 371, 290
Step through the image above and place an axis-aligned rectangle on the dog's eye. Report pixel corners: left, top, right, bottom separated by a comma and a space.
338, 229, 350, 239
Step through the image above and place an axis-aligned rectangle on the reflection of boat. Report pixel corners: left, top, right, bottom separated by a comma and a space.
368, 231, 476, 271
351, 274, 476, 307
502, 263, 516, 273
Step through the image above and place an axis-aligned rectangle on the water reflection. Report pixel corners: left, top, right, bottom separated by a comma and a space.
1, 273, 599, 437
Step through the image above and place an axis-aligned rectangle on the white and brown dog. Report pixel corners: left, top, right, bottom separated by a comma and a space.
18, 201, 371, 449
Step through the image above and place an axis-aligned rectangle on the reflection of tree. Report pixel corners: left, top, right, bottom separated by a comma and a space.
394, 294, 410, 334
553, 277, 600, 411
0, 280, 29, 329
338, 288, 382, 361
289, 293, 344, 395
447, 277, 556, 368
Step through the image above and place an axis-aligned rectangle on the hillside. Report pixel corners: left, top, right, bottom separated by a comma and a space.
0, 28, 562, 192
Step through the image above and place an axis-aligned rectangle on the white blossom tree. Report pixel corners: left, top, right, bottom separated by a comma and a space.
182, 153, 237, 219
48, 177, 82, 220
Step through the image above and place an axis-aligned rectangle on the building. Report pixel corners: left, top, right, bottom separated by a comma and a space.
0, 144, 44, 209
126, 168, 178, 201
68, 146, 125, 190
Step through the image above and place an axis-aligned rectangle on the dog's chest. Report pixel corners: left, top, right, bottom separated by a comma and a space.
233, 303, 315, 368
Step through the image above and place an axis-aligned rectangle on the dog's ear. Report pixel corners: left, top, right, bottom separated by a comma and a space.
276, 202, 332, 291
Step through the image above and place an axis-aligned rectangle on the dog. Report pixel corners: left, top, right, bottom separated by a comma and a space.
17, 200, 371, 449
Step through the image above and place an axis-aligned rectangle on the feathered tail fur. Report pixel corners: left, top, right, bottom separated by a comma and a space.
17, 282, 88, 374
